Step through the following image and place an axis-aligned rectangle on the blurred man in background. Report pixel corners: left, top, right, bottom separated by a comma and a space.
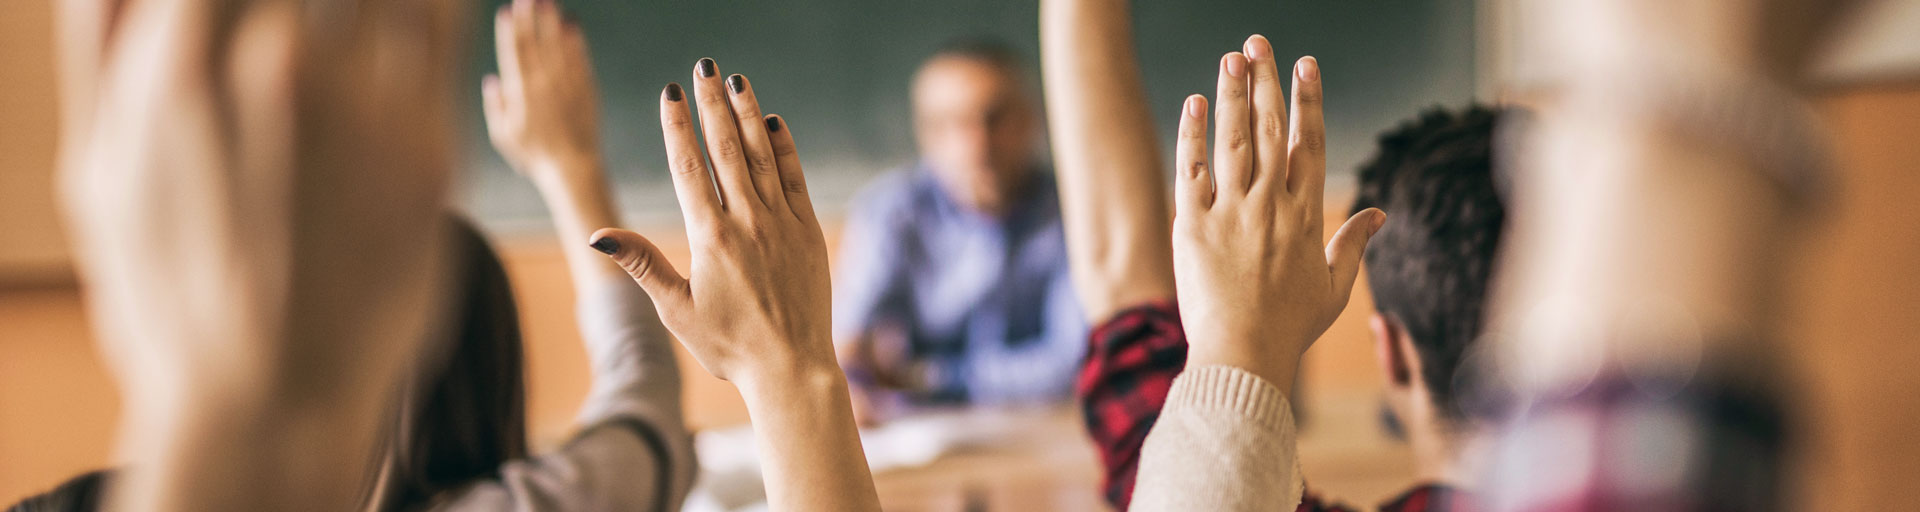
833, 40, 1086, 421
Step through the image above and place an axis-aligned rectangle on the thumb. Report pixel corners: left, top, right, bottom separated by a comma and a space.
589, 228, 690, 304
1326, 208, 1386, 299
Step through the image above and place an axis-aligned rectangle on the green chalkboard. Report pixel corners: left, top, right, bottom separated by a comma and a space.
458, 0, 1477, 225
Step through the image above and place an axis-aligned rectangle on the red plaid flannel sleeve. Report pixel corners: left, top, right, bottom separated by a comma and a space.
1076, 301, 1187, 510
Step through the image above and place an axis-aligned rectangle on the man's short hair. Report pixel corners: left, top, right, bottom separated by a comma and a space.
1350, 105, 1510, 421
923, 37, 1028, 81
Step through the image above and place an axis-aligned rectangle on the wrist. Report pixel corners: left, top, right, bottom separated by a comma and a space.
524, 151, 605, 187
733, 357, 849, 408
1184, 338, 1299, 397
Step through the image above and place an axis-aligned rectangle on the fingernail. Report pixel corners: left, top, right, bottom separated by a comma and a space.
1186, 96, 1204, 118
727, 74, 746, 94
664, 83, 683, 101
697, 58, 716, 78
1298, 56, 1319, 82
1370, 210, 1387, 235
765, 116, 782, 132
1245, 35, 1268, 60
1224, 53, 1247, 78
590, 236, 619, 255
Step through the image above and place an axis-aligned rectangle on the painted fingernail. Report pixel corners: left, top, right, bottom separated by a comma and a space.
664, 82, 683, 101
697, 58, 716, 78
1298, 56, 1320, 82
727, 74, 746, 94
765, 116, 782, 132
1186, 95, 1204, 118
1224, 53, 1247, 78
590, 236, 619, 255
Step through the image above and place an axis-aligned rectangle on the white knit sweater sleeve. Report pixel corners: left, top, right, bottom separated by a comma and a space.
1131, 365, 1304, 511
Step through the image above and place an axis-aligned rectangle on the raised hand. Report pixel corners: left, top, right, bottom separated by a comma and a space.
588, 59, 879, 512
1171, 36, 1385, 393
54, 0, 465, 510
590, 61, 827, 384
482, 0, 602, 180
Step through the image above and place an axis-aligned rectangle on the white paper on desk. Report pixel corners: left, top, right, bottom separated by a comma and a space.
680, 407, 1064, 512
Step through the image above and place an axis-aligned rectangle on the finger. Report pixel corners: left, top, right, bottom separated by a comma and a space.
589, 228, 691, 307
225, 1, 299, 195
724, 74, 787, 212
691, 58, 760, 212
1326, 208, 1386, 300
53, 0, 126, 142
764, 114, 817, 225
509, 0, 538, 87
492, 6, 524, 102
1211, 52, 1253, 199
531, 0, 563, 45
1174, 95, 1213, 215
1286, 56, 1327, 199
660, 83, 722, 230
481, 74, 510, 146
1243, 35, 1289, 197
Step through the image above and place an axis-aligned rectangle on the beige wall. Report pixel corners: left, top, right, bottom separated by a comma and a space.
0, 0, 70, 285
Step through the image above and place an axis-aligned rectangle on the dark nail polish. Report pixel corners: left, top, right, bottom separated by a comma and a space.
727, 74, 745, 94
664, 83, 683, 101
765, 116, 782, 132
697, 58, 716, 78
590, 237, 619, 255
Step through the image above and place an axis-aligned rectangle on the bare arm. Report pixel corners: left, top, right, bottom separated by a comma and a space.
1041, 0, 1176, 323
482, 0, 624, 284
588, 59, 880, 512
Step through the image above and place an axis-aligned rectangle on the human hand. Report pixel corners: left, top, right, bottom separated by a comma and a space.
55, 0, 464, 509
482, 0, 603, 181
58, 0, 462, 407
589, 59, 830, 386
1170, 36, 1385, 393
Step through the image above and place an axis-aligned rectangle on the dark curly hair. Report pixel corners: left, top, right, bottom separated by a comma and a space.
1350, 105, 1511, 421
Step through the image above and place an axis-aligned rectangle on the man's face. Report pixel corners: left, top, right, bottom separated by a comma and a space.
912, 57, 1038, 215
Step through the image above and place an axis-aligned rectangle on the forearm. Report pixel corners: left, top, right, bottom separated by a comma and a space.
530, 156, 630, 286
734, 363, 882, 512
1040, 0, 1175, 323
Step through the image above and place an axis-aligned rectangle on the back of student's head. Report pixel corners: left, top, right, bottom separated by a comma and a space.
370, 216, 530, 511
1350, 105, 1510, 421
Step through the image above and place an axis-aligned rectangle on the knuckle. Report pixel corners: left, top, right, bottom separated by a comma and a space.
748, 157, 777, 176
713, 138, 744, 159
783, 178, 808, 194
772, 142, 798, 157
1258, 113, 1286, 139
664, 114, 695, 129
1295, 90, 1322, 107
1185, 160, 1210, 179
1225, 132, 1250, 151
1296, 131, 1325, 152
672, 155, 707, 177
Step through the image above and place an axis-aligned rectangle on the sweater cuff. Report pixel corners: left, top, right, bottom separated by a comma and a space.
1163, 365, 1292, 433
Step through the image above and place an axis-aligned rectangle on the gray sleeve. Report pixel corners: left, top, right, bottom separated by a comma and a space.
432, 279, 697, 512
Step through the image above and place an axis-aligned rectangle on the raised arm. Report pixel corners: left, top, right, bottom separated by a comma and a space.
1132, 41, 1384, 511
54, 0, 464, 510
587, 59, 880, 512
1040, 0, 1176, 323
475, 1, 694, 508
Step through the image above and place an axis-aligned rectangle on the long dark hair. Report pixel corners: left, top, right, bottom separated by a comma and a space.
370, 217, 531, 510
8, 218, 530, 512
